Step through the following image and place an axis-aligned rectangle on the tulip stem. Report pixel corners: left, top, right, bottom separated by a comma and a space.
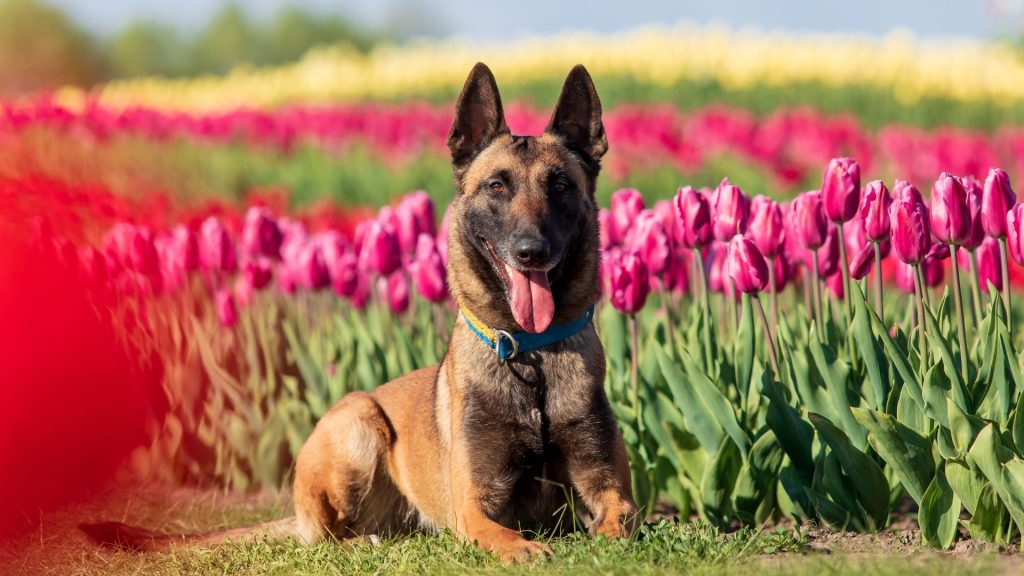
836, 222, 852, 325
629, 313, 642, 438
728, 279, 739, 340
873, 242, 884, 323
967, 250, 984, 327
694, 248, 714, 364
999, 237, 1013, 331
767, 256, 779, 329
811, 249, 824, 340
949, 244, 970, 382
754, 296, 781, 378
914, 264, 928, 368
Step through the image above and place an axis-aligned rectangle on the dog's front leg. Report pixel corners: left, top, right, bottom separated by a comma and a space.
563, 424, 640, 539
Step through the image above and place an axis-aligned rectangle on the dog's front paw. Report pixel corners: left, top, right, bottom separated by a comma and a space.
494, 538, 553, 563
593, 503, 641, 539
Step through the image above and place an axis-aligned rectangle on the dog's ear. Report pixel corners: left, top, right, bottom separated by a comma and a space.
546, 64, 607, 164
447, 62, 509, 170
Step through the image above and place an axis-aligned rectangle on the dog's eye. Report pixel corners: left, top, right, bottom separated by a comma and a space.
489, 181, 506, 194
552, 181, 567, 194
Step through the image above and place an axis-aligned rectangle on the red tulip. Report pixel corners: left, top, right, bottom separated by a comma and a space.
609, 189, 646, 246
982, 168, 1016, 239
295, 241, 330, 290
727, 235, 769, 294
241, 206, 282, 259
1007, 204, 1024, 266
199, 217, 237, 273
789, 191, 828, 250
712, 177, 750, 241
821, 157, 861, 223
358, 219, 401, 276
930, 172, 972, 245
859, 180, 892, 242
893, 179, 924, 203
242, 257, 273, 290
625, 210, 670, 276
606, 250, 650, 314
889, 196, 931, 265
748, 196, 786, 258
409, 233, 448, 303
674, 186, 712, 249
395, 191, 436, 254
962, 176, 985, 251
215, 288, 238, 328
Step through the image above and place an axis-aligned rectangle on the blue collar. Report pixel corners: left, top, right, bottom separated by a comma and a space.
460, 304, 595, 364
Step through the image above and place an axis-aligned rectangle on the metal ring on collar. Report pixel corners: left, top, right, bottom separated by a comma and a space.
493, 329, 519, 363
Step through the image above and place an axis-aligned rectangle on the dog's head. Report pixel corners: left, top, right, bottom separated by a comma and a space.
446, 63, 606, 334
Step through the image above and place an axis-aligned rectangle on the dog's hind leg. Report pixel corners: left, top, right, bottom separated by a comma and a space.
292, 391, 398, 544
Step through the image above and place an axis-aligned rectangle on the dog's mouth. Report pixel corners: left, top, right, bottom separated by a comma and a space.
482, 238, 562, 334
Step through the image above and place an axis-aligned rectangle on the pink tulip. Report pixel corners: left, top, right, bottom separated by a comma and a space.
821, 157, 861, 223
395, 191, 436, 254
242, 257, 273, 290
215, 288, 238, 328
381, 271, 410, 314
241, 206, 282, 259
625, 210, 670, 276
895, 261, 916, 294
169, 225, 199, 273
606, 250, 650, 314
652, 200, 679, 244
727, 235, 769, 293
923, 256, 945, 287
409, 234, 447, 303
826, 269, 845, 299
747, 196, 786, 258
962, 176, 985, 250
599, 208, 614, 250
889, 196, 931, 265
358, 219, 401, 276
707, 244, 730, 295
663, 251, 691, 294
893, 179, 924, 203
295, 241, 330, 290
789, 191, 828, 250
977, 237, 1004, 291
850, 245, 875, 280
859, 180, 892, 242
199, 217, 237, 273
712, 177, 750, 241
930, 172, 972, 245
674, 186, 712, 249
609, 189, 646, 246
982, 168, 1016, 239
1007, 204, 1024, 266
817, 226, 841, 278
766, 255, 792, 293
328, 248, 359, 297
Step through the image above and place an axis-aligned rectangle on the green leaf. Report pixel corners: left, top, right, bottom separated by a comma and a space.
870, 310, 924, 406
852, 407, 934, 504
734, 292, 755, 406
700, 436, 742, 524
968, 482, 1010, 543
676, 348, 751, 456
809, 336, 866, 450
946, 458, 987, 515
920, 462, 962, 549
850, 283, 888, 411
923, 307, 970, 414
948, 397, 985, 457
732, 430, 784, 524
655, 345, 724, 454
809, 413, 889, 528
761, 372, 815, 477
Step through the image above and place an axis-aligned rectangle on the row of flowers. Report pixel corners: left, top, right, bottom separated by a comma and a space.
51, 25, 1024, 111
7, 97, 1024, 189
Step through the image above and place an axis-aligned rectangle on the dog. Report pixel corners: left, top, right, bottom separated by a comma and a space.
81, 63, 638, 562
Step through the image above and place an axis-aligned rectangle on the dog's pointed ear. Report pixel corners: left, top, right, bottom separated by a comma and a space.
447, 62, 509, 170
545, 64, 607, 164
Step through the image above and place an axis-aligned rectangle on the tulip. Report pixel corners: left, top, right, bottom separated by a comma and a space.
962, 176, 984, 251
674, 186, 712, 249
241, 206, 282, 259
707, 244, 730, 296
922, 256, 945, 288
409, 234, 448, 303
199, 217, 237, 274
652, 200, 679, 245
395, 191, 436, 254
931, 173, 972, 246
215, 288, 238, 328
625, 210, 671, 278
826, 269, 844, 300
358, 219, 401, 276
860, 180, 892, 242
242, 257, 274, 291
380, 271, 410, 314
1008, 204, 1024, 267
328, 248, 359, 298
817, 227, 840, 279
893, 179, 924, 203
598, 208, 614, 250
170, 225, 199, 273
711, 177, 750, 241
821, 157, 861, 224
976, 237, 1004, 292
234, 276, 254, 308
850, 245, 875, 281
748, 196, 786, 259
609, 189, 645, 246
889, 197, 931, 266
789, 191, 828, 250
895, 261, 916, 294
766, 255, 792, 294
982, 168, 1016, 321
727, 236, 768, 294
607, 250, 651, 314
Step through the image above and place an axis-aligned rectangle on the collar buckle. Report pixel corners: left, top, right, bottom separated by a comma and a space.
493, 330, 519, 364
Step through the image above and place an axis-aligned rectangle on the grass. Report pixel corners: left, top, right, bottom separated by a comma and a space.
0, 485, 1020, 575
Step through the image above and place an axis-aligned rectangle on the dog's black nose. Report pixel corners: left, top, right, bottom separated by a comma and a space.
514, 236, 550, 265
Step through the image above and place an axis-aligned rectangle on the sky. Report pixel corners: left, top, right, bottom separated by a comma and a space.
46, 0, 1024, 41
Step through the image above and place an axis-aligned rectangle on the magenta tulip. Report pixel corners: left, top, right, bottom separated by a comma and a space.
727, 235, 769, 294
674, 186, 712, 249
169, 224, 199, 273
707, 244, 730, 295
1007, 204, 1024, 266
826, 270, 844, 299
766, 255, 792, 293
381, 271, 410, 314
609, 189, 646, 246
625, 210, 671, 276
747, 196, 786, 258
789, 191, 828, 250
889, 197, 931, 265
931, 172, 972, 246
859, 180, 892, 242
712, 177, 750, 241
817, 226, 840, 278
893, 179, 924, 203
606, 250, 650, 314
242, 257, 273, 290
395, 191, 436, 254
215, 288, 238, 328
895, 261, 916, 294
977, 237, 1004, 291
850, 246, 875, 280
982, 168, 1017, 239
295, 241, 330, 291
358, 219, 401, 276
241, 206, 282, 259
821, 157, 861, 223
199, 217, 237, 273
962, 176, 985, 251
409, 233, 448, 303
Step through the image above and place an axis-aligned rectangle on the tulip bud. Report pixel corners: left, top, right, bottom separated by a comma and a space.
200, 217, 237, 273
674, 186, 712, 249
358, 219, 401, 276
712, 177, 750, 241
215, 288, 238, 328
242, 257, 274, 290
606, 250, 650, 314
976, 237, 1004, 291
982, 168, 1016, 239
889, 197, 931, 265
381, 271, 410, 314
817, 226, 841, 279
962, 176, 985, 250
859, 180, 892, 242
922, 256, 945, 287
295, 241, 330, 291
789, 191, 828, 250
409, 234, 448, 303
893, 179, 924, 203
747, 196, 785, 258
609, 189, 645, 246
625, 210, 670, 276
727, 235, 769, 294
1008, 204, 1024, 266
895, 261, 916, 294
826, 269, 844, 300
849, 245, 875, 280
930, 172, 972, 245
241, 206, 282, 259
707, 244, 730, 295
821, 157, 861, 223
395, 191, 436, 254
767, 255, 791, 293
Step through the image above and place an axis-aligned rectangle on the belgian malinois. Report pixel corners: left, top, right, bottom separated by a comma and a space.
82, 63, 638, 562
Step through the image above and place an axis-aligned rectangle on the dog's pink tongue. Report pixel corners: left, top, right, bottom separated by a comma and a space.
504, 264, 554, 333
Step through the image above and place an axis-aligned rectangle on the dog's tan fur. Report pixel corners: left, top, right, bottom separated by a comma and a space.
81, 63, 637, 563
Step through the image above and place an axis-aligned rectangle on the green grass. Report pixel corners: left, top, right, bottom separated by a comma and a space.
0, 486, 1019, 576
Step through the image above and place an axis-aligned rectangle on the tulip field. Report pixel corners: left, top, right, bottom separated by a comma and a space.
7, 23, 1024, 575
